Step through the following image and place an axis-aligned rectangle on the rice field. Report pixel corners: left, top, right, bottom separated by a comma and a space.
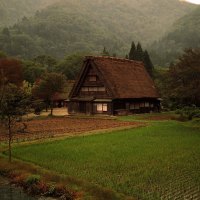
12, 120, 200, 199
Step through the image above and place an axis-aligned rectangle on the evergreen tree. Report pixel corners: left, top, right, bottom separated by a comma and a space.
135, 42, 144, 61
102, 47, 110, 56
128, 41, 136, 60
144, 50, 154, 76
2, 28, 10, 37
128, 41, 154, 77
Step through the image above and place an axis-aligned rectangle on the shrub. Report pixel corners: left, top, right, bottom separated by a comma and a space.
25, 175, 41, 186
47, 183, 75, 200
33, 100, 45, 115
175, 106, 200, 121
11, 174, 28, 187
47, 184, 56, 196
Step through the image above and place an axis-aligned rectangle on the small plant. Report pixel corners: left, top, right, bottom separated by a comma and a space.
25, 175, 41, 186
47, 184, 56, 196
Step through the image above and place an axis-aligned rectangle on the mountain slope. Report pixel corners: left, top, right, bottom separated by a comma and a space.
0, 0, 195, 58
150, 7, 200, 66
0, 0, 58, 28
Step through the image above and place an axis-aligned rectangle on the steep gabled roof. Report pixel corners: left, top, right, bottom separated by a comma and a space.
70, 56, 160, 99
88, 56, 159, 99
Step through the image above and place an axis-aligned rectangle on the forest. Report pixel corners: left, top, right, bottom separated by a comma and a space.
0, 0, 196, 62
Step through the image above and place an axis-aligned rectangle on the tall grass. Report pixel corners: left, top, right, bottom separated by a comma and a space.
12, 121, 200, 199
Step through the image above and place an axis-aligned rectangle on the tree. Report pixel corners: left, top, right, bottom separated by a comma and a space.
0, 58, 23, 86
0, 58, 23, 108
0, 57, 31, 162
102, 47, 110, 56
163, 49, 200, 107
143, 50, 154, 77
33, 73, 66, 115
128, 41, 154, 77
22, 60, 45, 84
134, 42, 144, 61
56, 53, 84, 80
33, 55, 57, 72
0, 83, 32, 162
128, 41, 136, 60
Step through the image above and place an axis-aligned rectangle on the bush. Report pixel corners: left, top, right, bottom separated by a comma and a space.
175, 106, 200, 121
32, 100, 45, 115
25, 175, 41, 186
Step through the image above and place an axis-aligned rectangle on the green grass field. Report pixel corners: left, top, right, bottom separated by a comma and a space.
12, 119, 200, 199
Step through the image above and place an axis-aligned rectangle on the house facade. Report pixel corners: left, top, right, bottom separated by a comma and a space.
68, 56, 160, 115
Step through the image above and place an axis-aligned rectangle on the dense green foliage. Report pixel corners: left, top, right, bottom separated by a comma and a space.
156, 49, 200, 108
175, 106, 200, 121
0, 0, 194, 59
0, 0, 57, 28
12, 120, 200, 199
55, 54, 85, 80
22, 60, 46, 84
150, 7, 200, 66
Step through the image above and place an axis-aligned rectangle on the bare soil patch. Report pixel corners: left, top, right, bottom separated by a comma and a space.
0, 117, 142, 142
143, 115, 174, 121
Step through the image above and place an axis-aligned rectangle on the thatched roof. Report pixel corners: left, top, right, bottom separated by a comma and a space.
53, 80, 75, 101
85, 56, 159, 99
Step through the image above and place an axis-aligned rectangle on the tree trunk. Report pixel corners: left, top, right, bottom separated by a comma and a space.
50, 101, 53, 116
0, 69, 5, 107
45, 102, 48, 112
8, 116, 12, 163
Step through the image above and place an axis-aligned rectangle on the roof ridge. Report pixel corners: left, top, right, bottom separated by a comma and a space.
85, 56, 143, 64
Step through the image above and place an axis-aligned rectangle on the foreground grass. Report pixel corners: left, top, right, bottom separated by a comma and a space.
11, 120, 200, 199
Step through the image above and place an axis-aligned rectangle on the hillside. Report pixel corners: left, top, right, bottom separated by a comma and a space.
0, 0, 58, 28
0, 0, 195, 58
150, 7, 200, 67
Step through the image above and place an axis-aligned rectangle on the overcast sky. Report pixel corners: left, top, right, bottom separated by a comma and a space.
180, 0, 200, 4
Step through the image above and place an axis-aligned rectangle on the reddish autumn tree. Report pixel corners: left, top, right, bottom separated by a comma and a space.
0, 58, 23, 86
0, 58, 23, 108
32, 73, 66, 115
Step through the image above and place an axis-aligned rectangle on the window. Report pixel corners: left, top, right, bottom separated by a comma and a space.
145, 102, 150, 107
96, 103, 108, 112
97, 104, 102, 112
103, 104, 108, 111
89, 76, 97, 82
81, 87, 106, 92
89, 87, 98, 92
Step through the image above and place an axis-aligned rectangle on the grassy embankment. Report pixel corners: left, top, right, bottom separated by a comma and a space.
8, 114, 200, 200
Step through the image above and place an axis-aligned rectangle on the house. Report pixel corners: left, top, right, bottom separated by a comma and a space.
68, 56, 160, 115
